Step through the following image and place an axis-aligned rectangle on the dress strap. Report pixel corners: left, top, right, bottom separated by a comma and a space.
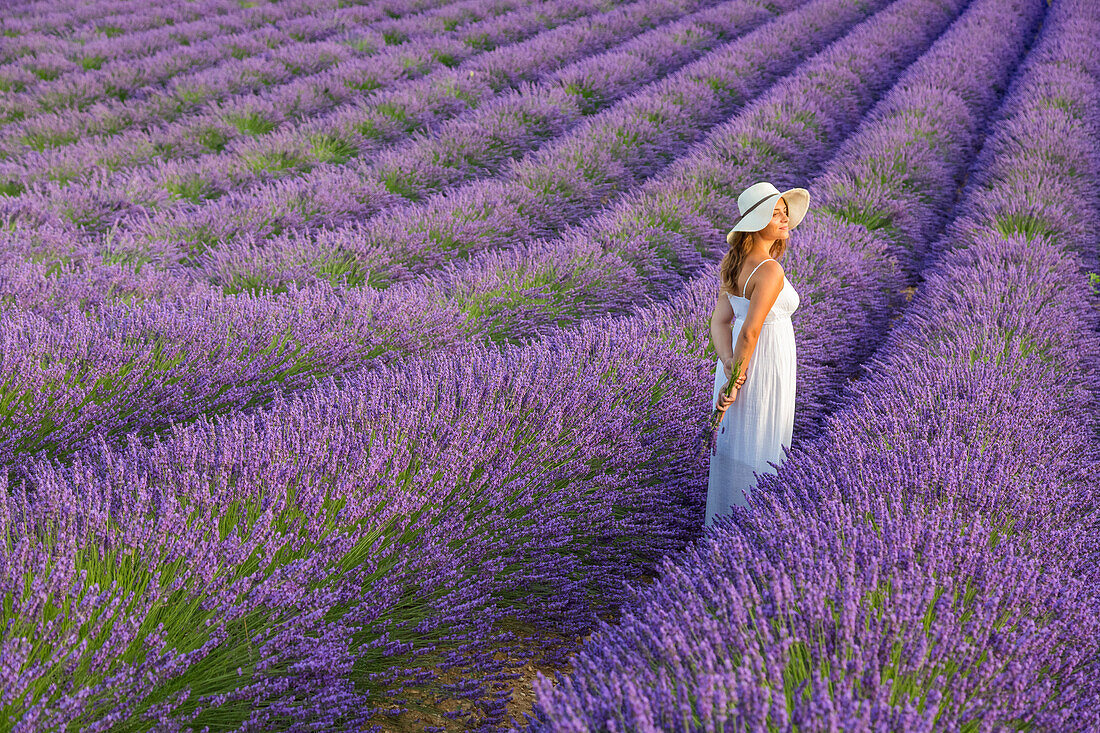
742, 258, 776, 298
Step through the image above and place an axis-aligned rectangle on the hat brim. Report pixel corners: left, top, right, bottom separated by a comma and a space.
727, 187, 810, 237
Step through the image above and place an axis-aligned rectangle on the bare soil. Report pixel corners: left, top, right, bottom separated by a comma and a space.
366, 575, 661, 732
366, 622, 585, 732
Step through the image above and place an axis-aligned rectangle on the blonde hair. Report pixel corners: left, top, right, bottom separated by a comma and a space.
718, 229, 788, 296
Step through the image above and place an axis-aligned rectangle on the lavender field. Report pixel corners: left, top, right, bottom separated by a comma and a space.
0, 0, 1097, 729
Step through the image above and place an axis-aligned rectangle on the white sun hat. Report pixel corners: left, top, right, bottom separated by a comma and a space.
726, 181, 810, 243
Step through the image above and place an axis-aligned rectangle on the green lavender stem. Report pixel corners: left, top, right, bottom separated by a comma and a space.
709, 358, 743, 434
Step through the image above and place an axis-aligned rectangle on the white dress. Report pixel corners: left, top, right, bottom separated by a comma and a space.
705, 258, 799, 526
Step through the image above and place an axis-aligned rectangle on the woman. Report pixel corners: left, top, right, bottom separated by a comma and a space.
705, 181, 809, 527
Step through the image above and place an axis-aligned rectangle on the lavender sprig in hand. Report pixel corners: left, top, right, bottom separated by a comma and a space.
706, 359, 744, 455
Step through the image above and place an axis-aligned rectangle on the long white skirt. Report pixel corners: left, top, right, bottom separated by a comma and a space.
705, 316, 796, 526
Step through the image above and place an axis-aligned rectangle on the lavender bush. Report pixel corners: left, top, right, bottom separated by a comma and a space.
0, 321, 710, 730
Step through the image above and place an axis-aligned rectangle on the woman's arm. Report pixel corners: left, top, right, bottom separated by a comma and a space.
710, 287, 736, 366
717, 261, 785, 408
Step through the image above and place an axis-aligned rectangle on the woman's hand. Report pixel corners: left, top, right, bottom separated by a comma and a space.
717, 358, 747, 411
722, 357, 747, 388
716, 385, 739, 412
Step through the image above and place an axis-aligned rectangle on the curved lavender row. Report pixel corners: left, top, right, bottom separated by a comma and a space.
234, 0, 897, 290
0, 324, 708, 729
0, 0, 663, 225
0, 0, 391, 84
0, 0, 958, 466
136, 0, 795, 280
0, 0, 394, 120
0, 0, 539, 153
0, 283, 467, 467
0, 0, 461, 135
0, 0, 183, 25
5, 0, 190, 19
0, 23, 326, 115
4, 37, 353, 138
522, 0, 1100, 727
0, 0, 606, 196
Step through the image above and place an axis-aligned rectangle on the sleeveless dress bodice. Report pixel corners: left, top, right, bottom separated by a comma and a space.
705, 262, 800, 526
727, 275, 800, 322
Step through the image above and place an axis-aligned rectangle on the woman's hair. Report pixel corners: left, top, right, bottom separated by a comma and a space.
718, 228, 788, 295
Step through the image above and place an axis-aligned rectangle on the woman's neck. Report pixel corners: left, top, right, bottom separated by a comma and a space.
748, 233, 775, 259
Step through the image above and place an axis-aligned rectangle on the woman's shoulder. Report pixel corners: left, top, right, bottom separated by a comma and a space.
743, 258, 785, 298
747, 257, 785, 281
758, 256, 785, 273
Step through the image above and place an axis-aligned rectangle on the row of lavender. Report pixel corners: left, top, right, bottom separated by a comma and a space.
522, 0, 1100, 727
0, 0, 275, 47
0, 0, 1034, 728
0, 0, 420, 121
0, 0, 446, 121
0, 0, 632, 193
0, 0, 263, 68
0, 0, 839, 467
0, 0, 502, 141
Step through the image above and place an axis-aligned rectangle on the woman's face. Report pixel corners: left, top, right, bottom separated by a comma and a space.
755, 197, 790, 241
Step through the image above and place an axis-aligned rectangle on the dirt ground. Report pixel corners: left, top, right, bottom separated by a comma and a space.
367, 576, 657, 732
366, 622, 588, 732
